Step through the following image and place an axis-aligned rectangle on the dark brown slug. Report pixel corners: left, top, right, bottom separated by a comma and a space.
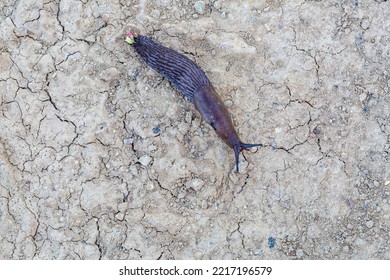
126, 32, 262, 172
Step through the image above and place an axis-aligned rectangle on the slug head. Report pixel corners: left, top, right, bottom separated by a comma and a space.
233, 142, 263, 172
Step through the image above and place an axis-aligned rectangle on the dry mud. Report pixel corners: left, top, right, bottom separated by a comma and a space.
0, 0, 389, 259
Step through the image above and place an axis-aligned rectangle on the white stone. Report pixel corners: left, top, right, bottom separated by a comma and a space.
139, 155, 152, 166
194, 1, 206, 14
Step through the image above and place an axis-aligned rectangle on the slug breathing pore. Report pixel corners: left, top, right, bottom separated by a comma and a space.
126, 30, 263, 172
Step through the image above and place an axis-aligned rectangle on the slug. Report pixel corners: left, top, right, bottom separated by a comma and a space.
126, 31, 262, 172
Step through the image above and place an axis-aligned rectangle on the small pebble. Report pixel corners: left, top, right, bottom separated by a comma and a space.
152, 125, 160, 134
123, 138, 133, 145
356, 36, 364, 45
355, 238, 365, 245
300, 17, 308, 25
188, 178, 204, 191
115, 213, 124, 220
151, 9, 161, 19
177, 191, 186, 199
139, 155, 152, 166
194, 1, 205, 14
148, 144, 157, 152
366, 220, 374, 228
296, 249, 304, 258
268, 237, 276, 248
102, 14, 110, 23
361, 18, 370, 30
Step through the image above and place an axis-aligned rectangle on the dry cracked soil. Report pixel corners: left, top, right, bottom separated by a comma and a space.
0, 0, 389, 259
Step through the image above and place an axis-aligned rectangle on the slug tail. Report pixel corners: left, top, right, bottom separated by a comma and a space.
234, 142, 263, 172
125, 31, 135, 44
127, 34, 210, 101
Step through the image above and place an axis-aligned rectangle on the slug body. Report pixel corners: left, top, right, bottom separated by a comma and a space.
127, 33, 262, 172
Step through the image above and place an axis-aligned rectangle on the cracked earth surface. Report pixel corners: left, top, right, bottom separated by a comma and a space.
1, 0, 389, 259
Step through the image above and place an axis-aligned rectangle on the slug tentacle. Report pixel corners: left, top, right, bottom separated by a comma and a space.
234, 142, 263, 172
240, 143, 263, 149
126, 32, 263, 172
